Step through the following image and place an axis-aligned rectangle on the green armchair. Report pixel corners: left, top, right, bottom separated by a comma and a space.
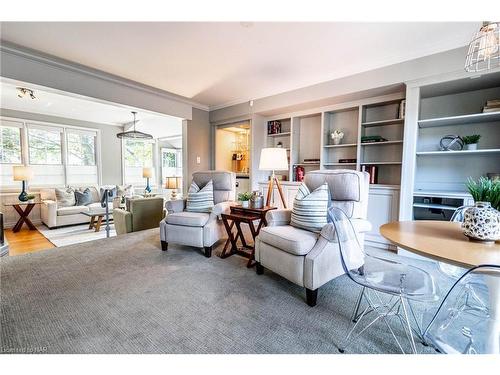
113, 197, 165, 235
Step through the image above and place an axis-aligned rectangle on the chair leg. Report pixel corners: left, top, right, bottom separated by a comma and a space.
306, 288, 318, 307
256, 262, 264, 275
161, 241, 168, 251
204, 246, 213, 258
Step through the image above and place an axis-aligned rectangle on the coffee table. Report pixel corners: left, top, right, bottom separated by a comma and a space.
220, 205, 276, 267
80, 209, 112, 232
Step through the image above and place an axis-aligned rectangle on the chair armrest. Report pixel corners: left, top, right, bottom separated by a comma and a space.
113, 208, 133, 235
165, 199, 186, 214
210, 201, 234, 220
265, 209, 292, 226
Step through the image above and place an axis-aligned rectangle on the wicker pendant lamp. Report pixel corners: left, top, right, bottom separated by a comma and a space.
465, 22, 500, 72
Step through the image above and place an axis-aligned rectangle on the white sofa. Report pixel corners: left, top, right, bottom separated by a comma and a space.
254, 170, 371, 306
40, 186, 116, 229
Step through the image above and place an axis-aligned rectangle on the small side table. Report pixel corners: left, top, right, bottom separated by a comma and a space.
6, 203, 41, 233
220, 205, 276, 267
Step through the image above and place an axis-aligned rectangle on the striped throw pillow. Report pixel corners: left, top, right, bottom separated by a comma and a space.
186, 179, 215, 213
290, 182, 329, 232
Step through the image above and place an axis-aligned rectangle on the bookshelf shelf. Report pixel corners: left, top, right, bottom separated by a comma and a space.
267, 131, 291, 137
323, 143, 357, 148
418, 111, 500, 128
361, 140, 403, 146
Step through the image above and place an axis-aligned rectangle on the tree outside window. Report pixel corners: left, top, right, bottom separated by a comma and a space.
0, 126, 22, 164
28, 128, 62, 165
67, 132, 96, 166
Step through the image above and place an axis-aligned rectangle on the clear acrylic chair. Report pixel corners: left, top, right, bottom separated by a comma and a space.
423, 265, 500, 354
437, 206, 472, 279
328, 207, 439, 354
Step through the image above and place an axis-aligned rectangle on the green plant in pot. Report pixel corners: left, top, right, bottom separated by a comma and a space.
238, 192, 252, 208
463, 176, 500, 242
462, 134, 481, 151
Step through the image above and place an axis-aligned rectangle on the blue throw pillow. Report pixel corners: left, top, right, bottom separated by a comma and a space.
75, 188, 93, 206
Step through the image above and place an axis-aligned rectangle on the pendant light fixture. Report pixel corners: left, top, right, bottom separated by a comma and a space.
116, 111, 153, 139
465, 21, 500, 72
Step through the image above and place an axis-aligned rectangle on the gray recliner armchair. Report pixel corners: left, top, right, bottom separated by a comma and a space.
254, 170, 371, 306
159, 171, 236, 257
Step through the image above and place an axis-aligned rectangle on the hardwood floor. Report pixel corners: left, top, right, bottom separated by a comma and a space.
4, 228, 55, 256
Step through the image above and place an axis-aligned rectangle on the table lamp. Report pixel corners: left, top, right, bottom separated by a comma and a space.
259, 148, 289, 208
13, 166, 34, 202
142, 167, 153, 193
166, 176, 182, 199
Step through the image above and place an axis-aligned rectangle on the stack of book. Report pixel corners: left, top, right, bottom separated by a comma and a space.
483, 99, 500, 113
302, 158, 320, 164
361, 135, 388, 143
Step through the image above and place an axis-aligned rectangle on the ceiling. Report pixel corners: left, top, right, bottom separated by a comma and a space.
0, 80, 183, 138
0, 22, 480, 109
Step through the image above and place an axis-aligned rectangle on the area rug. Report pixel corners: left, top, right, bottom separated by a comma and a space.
0, 229, 446, 354
36, 222, 116, 247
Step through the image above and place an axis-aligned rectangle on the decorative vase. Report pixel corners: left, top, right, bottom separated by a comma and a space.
462, 202, 500, 242
240, 200, 250, 208
332, 138, 341, 145
465, 143, 478, 150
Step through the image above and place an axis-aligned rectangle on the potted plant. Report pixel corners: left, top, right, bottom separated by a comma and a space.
330, 129, 344, 145
238, 192, 252, 208
463, 176, 500, 242
462, 134, 481, 150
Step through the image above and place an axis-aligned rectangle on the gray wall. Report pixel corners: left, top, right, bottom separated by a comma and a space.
0, 108, 123, 185
210, 46, 470, 123
182, 108, 211, 192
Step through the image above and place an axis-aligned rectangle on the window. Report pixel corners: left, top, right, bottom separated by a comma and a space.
28, 126, 62, 165
66, 129, 98, 185
123, 139, 155, 186
161, 147, 182, 184
0, 120, 23, 187
0, 122, 22, 164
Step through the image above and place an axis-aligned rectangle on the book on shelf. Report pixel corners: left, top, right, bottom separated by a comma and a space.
267, 120, 282, 135
483, 99, 500, 113
361, 135, 388, 143
338, 158, 357, 163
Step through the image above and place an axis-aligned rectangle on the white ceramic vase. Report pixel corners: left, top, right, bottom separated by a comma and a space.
462, 202, 500, 242
465, 143, 478, 150
240, 200, 249, 208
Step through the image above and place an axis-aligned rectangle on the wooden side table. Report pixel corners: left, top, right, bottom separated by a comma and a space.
5, 203, 41, 233
220, 205, 276, 267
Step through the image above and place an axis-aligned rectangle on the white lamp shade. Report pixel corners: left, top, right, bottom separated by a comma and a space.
142, 167, 153, 178
165, 176, 182, 189
13, 166, 34, 181
259, 148, 288, 171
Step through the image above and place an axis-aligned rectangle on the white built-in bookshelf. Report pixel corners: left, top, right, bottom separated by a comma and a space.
263, 95, 406, 186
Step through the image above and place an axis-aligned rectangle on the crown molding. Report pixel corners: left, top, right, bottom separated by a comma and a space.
0, 41, 210, 112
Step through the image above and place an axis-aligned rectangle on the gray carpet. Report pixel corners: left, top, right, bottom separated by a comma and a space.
0, 230, 445, 354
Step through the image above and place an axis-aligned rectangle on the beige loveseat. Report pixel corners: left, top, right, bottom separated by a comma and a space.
254, 170, 371, 307
40, 186, 116, 229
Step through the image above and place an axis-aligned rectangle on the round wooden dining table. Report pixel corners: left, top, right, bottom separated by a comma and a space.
380, 220, 500, 353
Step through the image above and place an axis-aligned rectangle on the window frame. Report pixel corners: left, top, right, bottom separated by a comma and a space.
121, 137, 158, 187
0, 116, 102, 189
0, 121, 23, 165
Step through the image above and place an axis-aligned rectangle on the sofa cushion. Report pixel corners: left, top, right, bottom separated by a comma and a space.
100, 187, 117, 202
290, 182, 329, 232
186, 179, 215, 213
75, 188, 93, 206
57, 206, 89, 216
165, 211, 210, 227
116, 184, 133, 197
55, 188, 76, 207
258, 225, 318, 256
